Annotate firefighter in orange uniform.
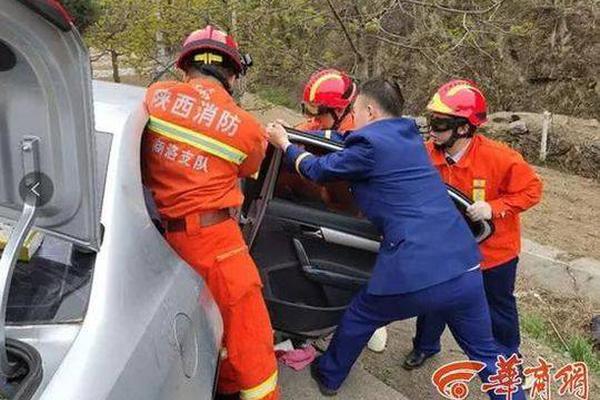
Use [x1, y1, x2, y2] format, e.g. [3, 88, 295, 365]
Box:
[142, 26, 279, 400]
[404, 80, 543, 371]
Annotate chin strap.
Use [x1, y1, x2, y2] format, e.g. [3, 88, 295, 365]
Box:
[434, 127, 461, 151]
[330, 107, 352, 131]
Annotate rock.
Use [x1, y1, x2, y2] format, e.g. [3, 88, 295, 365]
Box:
[481, 112, 600, 181]
[592, 315, 600, 344]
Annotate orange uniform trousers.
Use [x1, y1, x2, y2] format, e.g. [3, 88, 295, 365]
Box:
[166, 217, 279, 400]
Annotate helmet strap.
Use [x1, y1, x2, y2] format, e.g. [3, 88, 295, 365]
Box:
[330, 106, 352, 131]
[195, 64, 233, 94]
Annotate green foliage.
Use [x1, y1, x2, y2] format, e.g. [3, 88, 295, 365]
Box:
[567, 336, 600, 376]
[521, 311, 600, 378]
[84, 0, 600, 118]
[254, 84, 298, 109]
[521, 312, 551, 342]
[61, 0, 97, 33]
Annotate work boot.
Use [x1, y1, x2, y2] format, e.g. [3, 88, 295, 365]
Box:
[402, 349, 435, 370]
[367, 327, 388, 353]
[310, 357, 338, 396]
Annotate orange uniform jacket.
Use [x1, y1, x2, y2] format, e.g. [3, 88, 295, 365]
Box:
[142, 78, 266, 220]
[426, 135, 543, 269]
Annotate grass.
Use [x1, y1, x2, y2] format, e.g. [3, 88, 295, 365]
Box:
[253, 84, 298, 109]
[520, 311, 600, 377]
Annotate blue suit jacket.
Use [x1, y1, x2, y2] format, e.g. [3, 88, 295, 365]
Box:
[285, 118, 481, 295]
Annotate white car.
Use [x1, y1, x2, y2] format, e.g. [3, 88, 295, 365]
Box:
[0, 1, 493, 399]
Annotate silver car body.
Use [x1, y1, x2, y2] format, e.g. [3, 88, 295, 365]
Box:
[1, 1, 222, 399]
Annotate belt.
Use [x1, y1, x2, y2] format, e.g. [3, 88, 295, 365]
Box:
[164, 209, 231, 232]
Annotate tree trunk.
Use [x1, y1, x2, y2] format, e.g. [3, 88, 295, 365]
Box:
[111, 50, 121, 83]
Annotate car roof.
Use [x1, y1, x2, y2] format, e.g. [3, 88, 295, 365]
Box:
[93, 80, 146, 136]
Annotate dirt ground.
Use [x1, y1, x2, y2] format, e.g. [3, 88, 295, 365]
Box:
[522, 166, 600, 261]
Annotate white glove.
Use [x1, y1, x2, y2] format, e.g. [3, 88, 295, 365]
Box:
[467, 201, 492, 221]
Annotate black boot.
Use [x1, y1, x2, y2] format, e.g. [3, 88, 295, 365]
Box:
[402, 349, 435, 370]
[310, 357, 338, 396]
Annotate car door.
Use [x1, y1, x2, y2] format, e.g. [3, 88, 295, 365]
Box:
[243, 130, 493, 338]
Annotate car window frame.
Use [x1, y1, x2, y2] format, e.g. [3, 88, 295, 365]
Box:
[244, 130, 494, 246]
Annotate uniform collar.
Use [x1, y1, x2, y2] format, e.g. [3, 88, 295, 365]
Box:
[430, 135, 479, 168]
[337, 112, 355, 133]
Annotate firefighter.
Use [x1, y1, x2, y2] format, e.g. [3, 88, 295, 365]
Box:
[141, 25, 279, 400]
[297, 68, 357, 136]
[266, 78, 525, 399]
[403, 80, 543, 372]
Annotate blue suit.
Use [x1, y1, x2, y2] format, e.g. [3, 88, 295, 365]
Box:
[289, 119, 481, 295]
[285, 118, 524, 399]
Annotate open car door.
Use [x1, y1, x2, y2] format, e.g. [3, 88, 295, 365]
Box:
[0, 0, 99, 395]
[242, 130, 494, 338]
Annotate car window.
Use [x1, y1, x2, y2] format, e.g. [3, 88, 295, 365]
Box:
[273, 142, 362, 218]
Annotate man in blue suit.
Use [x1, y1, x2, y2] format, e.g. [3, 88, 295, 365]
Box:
[266, 79, 525, 399]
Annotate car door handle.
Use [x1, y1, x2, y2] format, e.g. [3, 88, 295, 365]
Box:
[292, 238, 311, 267]
[292, 238, 368, 289]
[300, 227, 324, 240]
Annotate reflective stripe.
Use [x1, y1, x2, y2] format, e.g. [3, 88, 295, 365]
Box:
[309, 72, 343, 102]
[324, 130, 332, 140]
[147, 116, 247, 165]
[295, 152, 311, 178]
[194, 53, 223, 64]
[240, 371, 278, 400]
[426, 92, 454, 114]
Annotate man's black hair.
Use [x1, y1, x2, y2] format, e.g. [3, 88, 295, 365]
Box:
[359, 78, 404, 117]
[186, 58, 237, 93]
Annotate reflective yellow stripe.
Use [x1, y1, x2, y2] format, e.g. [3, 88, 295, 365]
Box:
[295, 152, 311, 178]
[194, 53, 224, 64]
[240, 371, 278, 400]
[447, 83, 479, 97]
[147, 116, 247, 165]
[309, 72, 343, 102]
[426, 92, 454, 114]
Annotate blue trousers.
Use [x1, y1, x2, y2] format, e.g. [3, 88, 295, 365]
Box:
[413, 258, 521, 358]
[318, 269, 525, 400]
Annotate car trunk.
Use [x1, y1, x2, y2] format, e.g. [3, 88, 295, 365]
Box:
[0, 1, 100, 396]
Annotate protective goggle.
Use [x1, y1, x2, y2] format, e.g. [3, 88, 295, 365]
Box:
[427, 116, 469, 133]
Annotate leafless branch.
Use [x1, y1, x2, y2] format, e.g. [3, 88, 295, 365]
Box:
[325, 0, 365, 61]
[400, 0, 505, 15]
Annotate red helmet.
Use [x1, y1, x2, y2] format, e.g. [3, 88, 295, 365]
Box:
[302, 69, 357, 114]
[426, 79, 488, 127]
[176, 25, 250, 75]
